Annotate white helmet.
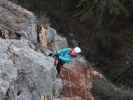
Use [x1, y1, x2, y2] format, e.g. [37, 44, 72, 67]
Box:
[73, 47, 81, 53]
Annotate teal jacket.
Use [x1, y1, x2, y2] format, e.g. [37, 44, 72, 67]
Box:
[57, 48, 72, 64]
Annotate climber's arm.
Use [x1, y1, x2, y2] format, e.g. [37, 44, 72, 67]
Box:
[57, 48, 71, 54]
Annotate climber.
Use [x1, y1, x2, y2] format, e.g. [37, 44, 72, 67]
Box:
[54, 47, 82, 76]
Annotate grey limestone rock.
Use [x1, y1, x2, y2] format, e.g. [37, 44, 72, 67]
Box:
[0, 39, 57, 100]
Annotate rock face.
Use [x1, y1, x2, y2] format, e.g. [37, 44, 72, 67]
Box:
[0, 1, 107, 100]
[48, 26, 57, 43]
[0, 39, 57, 100]
[60, 59, 103, 100]
[0, 0, 37, 44]
[54, 35, 68, 50]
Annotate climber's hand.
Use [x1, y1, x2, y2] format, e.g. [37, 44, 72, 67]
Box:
[48, 53, 57, 57]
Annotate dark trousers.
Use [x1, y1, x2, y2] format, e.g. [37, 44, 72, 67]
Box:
[55, 55, 64, 75]
[56, 59, 63, 74]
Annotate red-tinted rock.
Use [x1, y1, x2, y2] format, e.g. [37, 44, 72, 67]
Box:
[59, 59, 104, 100]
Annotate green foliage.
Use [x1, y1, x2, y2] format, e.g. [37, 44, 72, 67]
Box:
[128, 31, 133, 42]
[13, 0, 61, 15]
[76, 0, 129, 17]
[93, 79, 133, 100]
[12, 0, 78, 15]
